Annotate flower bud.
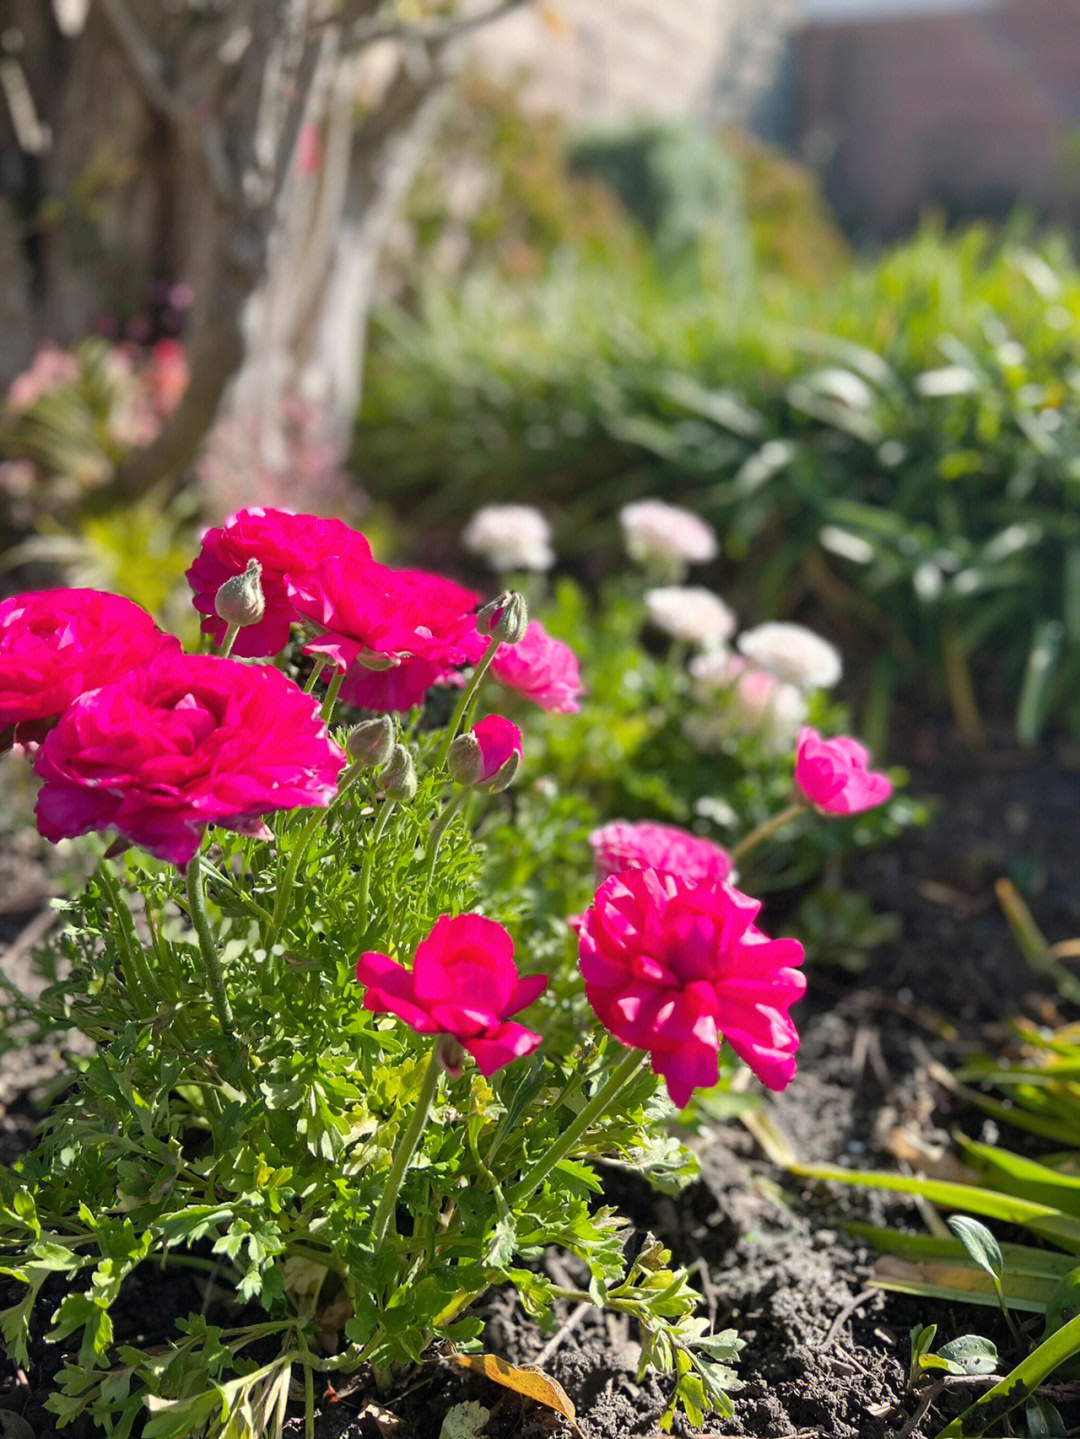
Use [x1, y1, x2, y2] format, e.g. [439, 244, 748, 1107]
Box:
[477, 591, 528, 645]
[447, 733, 484, 787]
[484, 750, 520, 794]
[346, 716, 395, 769]
[380, 743, 416, 802]
[214, 559, 266, 628]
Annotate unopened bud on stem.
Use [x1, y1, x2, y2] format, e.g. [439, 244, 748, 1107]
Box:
[477, 591, 528, 646]
[214, 559, 265, 628]
[346, 716, 396, 770]
[380, 744, 417, 802]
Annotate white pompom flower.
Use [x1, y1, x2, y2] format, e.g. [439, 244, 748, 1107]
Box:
[644, 586, 736, 646]
[619, 499, 717, 577]
[462, 505, 555, 572]
[736, 622, 842, 692]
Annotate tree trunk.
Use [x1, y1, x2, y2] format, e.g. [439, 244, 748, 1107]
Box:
[0, 0, 524, 527]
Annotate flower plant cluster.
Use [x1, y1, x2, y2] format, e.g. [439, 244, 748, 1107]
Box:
[0, 504, 893, 1438]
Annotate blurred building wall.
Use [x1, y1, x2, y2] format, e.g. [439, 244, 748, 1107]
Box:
[468, 0, 801, 127]
[793, 0, 1080, 238]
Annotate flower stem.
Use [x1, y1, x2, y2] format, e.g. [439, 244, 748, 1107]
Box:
[303, 656, 329, 695]
[321, 668, 345, 723]
[729, 801, 809, 865]
[219, 623, 240, 659]
[422, 790, 468, 886]
[508, 1047, 647, 1208]
[266, 768, 365, 950]
[186, 850, 234, 1032]
[357, 798, 397, 919]
[435, 633, 502, 770]
[370, 1048, 442, 1252]
[97, 862, 156, 1019]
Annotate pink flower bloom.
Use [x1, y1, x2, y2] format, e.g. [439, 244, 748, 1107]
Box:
[462, 505, 555, 572]
[0, 589, 179, 749]
[590, 820, 732, 885]
[619, 499, 717, 574]
[34, 654, 346, 869]
[490, 620, 582, 713]
[5, 345, 82, 415]
[578, 869, 805, 1107]
[357, 914, 547, 1076]
[794, 727, 893, 816]
[144, 339, 189, 418]
[290, 562, 485, 710]
[186, 508, 371, 658]
[449, 715, 522, 789]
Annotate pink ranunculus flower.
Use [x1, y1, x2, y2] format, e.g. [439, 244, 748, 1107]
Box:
[186, 507, 372, 658]
[578, 869, 805, 1108]
[356, 913, 547, 1076]
[290, 561, 486, 711]
[448, 715, 523, 790]
[490, 620, 582, 714]
[34, 654, 346, 869]
[590, 820, 732, 885]
[794, 727, 893, 816]
[0, 589, 179, 750]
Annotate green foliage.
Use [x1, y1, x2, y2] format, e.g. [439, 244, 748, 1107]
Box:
[0, 719, 739, 1435]
[359, 218, 1080, 738]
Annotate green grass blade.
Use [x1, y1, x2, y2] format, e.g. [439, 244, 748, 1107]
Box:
[935, 1311, 1080, 1436]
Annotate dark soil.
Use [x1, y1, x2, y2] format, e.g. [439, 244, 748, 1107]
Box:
[4, 744, 1080, 1438]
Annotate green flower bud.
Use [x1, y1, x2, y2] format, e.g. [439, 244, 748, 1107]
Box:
[214, 559, 265, 628]
[446, 733, 484, 787]
[380, 744, 416, 802]
[346, 716, 395, 769]
[477, 591, 528, 645]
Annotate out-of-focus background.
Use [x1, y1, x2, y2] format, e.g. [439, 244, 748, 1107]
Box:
[4, 0, 1080, 745]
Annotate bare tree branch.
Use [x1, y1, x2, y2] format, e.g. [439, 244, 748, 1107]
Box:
[340, 0, 527, 52]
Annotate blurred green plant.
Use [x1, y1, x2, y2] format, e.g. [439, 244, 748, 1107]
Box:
[359, 211, 1080, 742]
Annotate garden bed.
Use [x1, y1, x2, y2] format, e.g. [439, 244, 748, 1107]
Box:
[2, 739, 1079, 1438]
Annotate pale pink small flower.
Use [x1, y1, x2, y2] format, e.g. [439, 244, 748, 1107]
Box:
[644, 587, 736, 646]
[5, 345, 82, 415]
[688, 653, 807, 754]
[462, 505, 555, 572]
[736, 622, 842, 692]
[490, 620, 582, 713]
[357, 914, 547, 1076]
[578, 869, 805, 1107]
[590, 820, 732, 884]
[794, 727, 893, 815]
[619, 499, 717, 576]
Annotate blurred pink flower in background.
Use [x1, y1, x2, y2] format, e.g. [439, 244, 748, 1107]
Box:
[687, 652, 807, 754]
[619, 499, 717, 576]
[794, 727, 893, 815]
[644, 586, 736, 646]
[736, 622, 842, 692]
[34, 653, 345, 868]
[589, 819, 732, 885]
[357, 913, 547, 1076]
[491, 619, 582, 713]
[578, 868, 805, 1107]
[5, 346, 82, 415]
[462, 504, 555, 572]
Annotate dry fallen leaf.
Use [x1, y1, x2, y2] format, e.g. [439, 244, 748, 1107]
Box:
[446, 1348, 584, 1436]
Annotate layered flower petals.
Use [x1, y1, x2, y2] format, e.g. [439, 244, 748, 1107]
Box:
[0, 589, 178, 743]
[578, 869, 805, 1107]
[33, 653, 346, 868]
[589, 820, 732, 886]
[357, 913, 546, 1076]
[490, 620, 582, 713]
[186, 507, 371, 657]
[794, 727, 893, 815]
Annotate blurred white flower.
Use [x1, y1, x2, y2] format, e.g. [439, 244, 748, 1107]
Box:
[644, 586, 736, 646]
[736, 622, 842, 691]
[619, 499, 717, 577]
[687, 652, 808, 755]
[462, 504, 554, 572]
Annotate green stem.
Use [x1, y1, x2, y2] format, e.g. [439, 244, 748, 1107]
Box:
[219, 623, 240, 659]
[728, 801, 809, 865]
[370, 1048, 442, 1252]
[185, 851, 234, 1032]
[509, 1048, 647, 1207]
[321, 668, 344, 723]
[435, 633, 502, 769]
[423, 790, 467, 886]
[358, 799, 397, 919]
[303, 656, 329, 695]
[266, 767, 364, 949]
[97, 863, 156, 1018]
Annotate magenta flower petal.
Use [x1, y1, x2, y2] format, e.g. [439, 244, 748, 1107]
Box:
[356, 913, 547, 1075]
[33, 654, 346, 868]
[490, 620, 582, 713]
[578, 868, 805, 1106]
[794, 726, 893, 815]
[589, 820, 731, 885]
